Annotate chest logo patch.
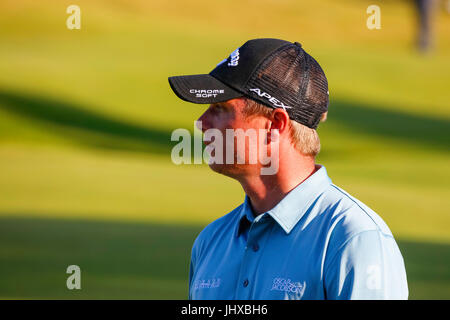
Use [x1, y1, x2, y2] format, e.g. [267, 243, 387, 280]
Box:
[193, 278, 221, 290]
[270, 277, 306, 300]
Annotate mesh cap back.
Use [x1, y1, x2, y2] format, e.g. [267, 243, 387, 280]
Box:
[245, 43, 329, 129]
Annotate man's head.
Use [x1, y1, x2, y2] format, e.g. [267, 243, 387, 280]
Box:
[195, 96, 326, 178]
[169, 38, 329, 178]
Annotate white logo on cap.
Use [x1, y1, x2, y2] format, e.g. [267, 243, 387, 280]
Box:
[228, 48, 239, 67]
[190, 89, 224, 98]
[249, 88, 292, 111]
[216, 47, 240, 67]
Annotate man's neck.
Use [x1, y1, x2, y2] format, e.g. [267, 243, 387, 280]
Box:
[238, 158, 318, 216]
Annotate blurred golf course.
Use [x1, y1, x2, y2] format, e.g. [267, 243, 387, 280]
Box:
[0, 0, 449, 299]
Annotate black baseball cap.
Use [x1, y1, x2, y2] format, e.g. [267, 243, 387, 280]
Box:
[168, 38, 329, 129]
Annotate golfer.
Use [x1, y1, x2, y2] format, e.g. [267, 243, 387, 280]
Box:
[168, 38, 408, 299]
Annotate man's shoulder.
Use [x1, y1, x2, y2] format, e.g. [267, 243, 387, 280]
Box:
[314, 182, 402, 268]
[321, 182, 394, 241]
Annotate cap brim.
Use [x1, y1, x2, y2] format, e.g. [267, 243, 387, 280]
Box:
[168, 74, 243, 104]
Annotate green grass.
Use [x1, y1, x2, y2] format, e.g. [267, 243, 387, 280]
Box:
[0, 0, 449, 299]
[0, 217, 200, 299]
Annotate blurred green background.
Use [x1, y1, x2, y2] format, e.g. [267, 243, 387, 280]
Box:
[0, 0, 449, 299]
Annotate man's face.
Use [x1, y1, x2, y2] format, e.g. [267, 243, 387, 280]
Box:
[196, 98, 269, 178]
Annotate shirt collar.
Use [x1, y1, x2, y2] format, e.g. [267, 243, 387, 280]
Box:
[236, 165, 332, 237]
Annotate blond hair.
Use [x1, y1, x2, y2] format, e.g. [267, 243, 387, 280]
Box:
[243, 98, 324, 157]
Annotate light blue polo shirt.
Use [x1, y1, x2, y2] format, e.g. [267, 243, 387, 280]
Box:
[189, 165, 408, 300]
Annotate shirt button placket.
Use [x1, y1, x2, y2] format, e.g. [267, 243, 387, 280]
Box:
[237, 218, 265, 298]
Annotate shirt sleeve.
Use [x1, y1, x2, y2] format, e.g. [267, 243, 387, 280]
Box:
[324, 229, 408, 300]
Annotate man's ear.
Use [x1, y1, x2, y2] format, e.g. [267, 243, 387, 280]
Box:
[269, 108, 290, 134]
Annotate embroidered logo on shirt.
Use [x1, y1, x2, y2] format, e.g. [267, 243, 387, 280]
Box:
[193, 278, 221, 290]
[270, 277, 306, 300]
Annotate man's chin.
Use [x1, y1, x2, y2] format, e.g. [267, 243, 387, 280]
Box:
[208, 162, 259, 179]
[208, 162, 229, 175]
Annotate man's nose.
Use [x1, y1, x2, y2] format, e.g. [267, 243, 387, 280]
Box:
[196, 109, 211, 133]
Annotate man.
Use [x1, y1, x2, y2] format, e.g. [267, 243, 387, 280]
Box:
[168, 38, 408, 299]
[414, 0, 437, 52]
